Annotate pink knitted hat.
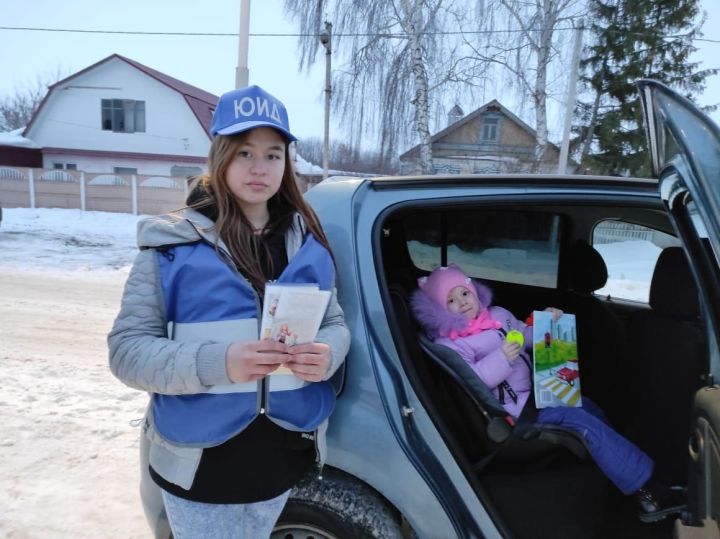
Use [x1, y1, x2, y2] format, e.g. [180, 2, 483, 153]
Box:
[417, 264, 477, 308]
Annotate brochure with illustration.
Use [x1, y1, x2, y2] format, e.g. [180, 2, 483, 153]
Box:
[532, 310, 582, 409]
[260, 283, 331, 376]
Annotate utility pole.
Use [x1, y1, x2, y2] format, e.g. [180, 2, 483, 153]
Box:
[236, 0, 251, 88]
[558, 21, 584, 175]
[320, 21, 332, 180]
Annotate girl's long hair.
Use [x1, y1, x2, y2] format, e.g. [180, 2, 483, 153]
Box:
[189, 131, 333, 293]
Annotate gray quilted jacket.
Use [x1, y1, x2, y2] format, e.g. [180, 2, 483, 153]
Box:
[107, 208, 350, 489]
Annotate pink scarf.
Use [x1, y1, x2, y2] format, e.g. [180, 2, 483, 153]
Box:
[447, 309, 502, 340]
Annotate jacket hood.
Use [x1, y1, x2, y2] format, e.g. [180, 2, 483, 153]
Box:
[137, 207, 307, 252]
[410, 279, 494, 340]
[137, 209, 217, 249]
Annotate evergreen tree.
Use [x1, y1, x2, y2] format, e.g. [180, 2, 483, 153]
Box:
[576, 0, 716, 177]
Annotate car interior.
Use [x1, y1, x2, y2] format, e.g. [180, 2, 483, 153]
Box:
[377, 198, 708, 539]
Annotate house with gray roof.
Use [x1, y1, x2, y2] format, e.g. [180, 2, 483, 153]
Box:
[399, 100, 573, 175]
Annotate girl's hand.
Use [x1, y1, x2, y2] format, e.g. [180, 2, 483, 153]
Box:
[286, 342, 331, 382]
[502, 341, 521, 363]
[543, 307, 563, 321]
[226, 340, 289, 383]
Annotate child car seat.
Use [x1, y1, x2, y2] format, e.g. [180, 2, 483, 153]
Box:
[388, 285, 611, 539]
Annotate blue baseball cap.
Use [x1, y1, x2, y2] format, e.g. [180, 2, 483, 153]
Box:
[210, 85, 297, 141]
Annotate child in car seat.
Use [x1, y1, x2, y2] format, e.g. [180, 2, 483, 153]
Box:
[410, 264, 684, 523]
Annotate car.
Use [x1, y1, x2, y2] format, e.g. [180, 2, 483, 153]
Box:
[141, 80, 720, 538]
[555, 366, 580, 386]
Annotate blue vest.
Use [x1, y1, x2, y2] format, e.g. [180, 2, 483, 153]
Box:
[151, 233, 336, 446]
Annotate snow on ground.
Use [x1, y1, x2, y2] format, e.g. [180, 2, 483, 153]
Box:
[1, 208, 142, 277]
[0, 207, 662, 538]
[0, 208, 148, 539]
[595, 240, 661, 303]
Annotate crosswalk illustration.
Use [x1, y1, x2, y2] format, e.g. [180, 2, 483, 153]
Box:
[538, 376, 582, 407]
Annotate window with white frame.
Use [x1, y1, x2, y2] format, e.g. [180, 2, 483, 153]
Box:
[113, 166, 138, 175]
[101, 99, 146, 133]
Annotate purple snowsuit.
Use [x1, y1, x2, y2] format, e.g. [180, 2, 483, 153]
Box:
[411, 283, 653, 495]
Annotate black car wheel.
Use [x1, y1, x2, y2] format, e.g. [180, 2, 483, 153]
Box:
[271, 503, 349, 539]
[272, 468, 404, 539]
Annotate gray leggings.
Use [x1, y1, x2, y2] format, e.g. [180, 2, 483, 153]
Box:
[161, 489, 290, 539]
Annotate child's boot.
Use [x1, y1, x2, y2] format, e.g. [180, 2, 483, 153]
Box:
[635, 479, 686, 523]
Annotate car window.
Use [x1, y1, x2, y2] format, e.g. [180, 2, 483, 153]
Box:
[404, 211, 562, 288]
[592, 220, 680, 303]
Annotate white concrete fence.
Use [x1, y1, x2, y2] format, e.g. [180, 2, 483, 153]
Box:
[593, 220, 655, 244]
[0, 166, 319, 215]
[0, 166, 190, 215]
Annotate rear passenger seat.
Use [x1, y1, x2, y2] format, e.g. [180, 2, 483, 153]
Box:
[626, 246, 706, 485]
[556, 239, 628, 429]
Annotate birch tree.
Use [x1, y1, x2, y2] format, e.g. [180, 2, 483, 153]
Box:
[283, 0, 461, 173]
[459, 0, 585, 171]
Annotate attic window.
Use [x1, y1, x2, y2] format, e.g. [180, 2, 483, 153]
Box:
[101, 99, 146, 133]
[481, 115, 499, 142]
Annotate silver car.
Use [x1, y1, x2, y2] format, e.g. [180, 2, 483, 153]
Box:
[142, 80, 720, 538]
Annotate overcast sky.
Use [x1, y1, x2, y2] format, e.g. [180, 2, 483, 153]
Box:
[1, 0, 719, 145]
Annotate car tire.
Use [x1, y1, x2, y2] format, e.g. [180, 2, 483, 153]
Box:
[272, 468, 404, 539]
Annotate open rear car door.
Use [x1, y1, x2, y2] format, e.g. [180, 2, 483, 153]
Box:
[639, 79, 720, 537]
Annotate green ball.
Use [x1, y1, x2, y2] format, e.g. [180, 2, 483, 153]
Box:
[506, 329, 524, 347]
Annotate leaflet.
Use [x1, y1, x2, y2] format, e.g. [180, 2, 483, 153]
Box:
[532, 310, 583, 409]
[260, 283, 331, 375]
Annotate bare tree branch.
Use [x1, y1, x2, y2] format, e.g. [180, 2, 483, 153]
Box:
[462, 0, 585, 171]
[284, 0, 474, 173]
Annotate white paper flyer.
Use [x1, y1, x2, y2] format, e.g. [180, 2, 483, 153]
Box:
[260, 283, 331, 376]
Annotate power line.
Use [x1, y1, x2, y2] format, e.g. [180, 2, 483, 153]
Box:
[0, 26, 238, 36]
[0, 25, 543, 36]
[1, 25, 719, 43]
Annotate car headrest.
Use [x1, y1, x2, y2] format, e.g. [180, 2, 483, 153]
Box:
[649, 247, 699, 318]
[568, 240, 608, 294]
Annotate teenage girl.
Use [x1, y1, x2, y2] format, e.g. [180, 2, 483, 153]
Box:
[109, 85, 350, 538]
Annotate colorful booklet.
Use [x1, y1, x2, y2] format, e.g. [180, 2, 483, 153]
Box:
[260, 283, 331, 376]
[532, 310, 582, 408]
